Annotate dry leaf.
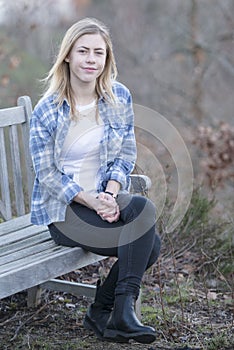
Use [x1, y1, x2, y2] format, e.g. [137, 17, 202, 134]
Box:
[207, 291, 218, 300]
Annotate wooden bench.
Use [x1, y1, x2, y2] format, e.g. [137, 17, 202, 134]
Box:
[0, 96, 151, 308]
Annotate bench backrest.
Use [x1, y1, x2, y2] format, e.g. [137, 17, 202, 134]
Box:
[0, 96, 150, 222]
[0, 96, 34, 221]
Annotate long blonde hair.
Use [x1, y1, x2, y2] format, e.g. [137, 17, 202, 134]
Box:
[43, 17, 118, 117]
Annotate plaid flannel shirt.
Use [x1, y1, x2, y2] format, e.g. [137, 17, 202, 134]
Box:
[29, 81, 137, 225]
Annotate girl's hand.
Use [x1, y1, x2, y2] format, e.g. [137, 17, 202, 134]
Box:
[101, 210, 120, 223]
[73, 191, 120, 223]
[96, 192, 120, 222]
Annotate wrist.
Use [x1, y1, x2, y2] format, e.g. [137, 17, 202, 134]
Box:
[105, 180, 120, 197]
[74, 191, 97, 210]
[105, 191, 118, 199]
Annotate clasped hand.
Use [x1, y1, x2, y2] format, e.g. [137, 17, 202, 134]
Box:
[96, 192, 120, 223]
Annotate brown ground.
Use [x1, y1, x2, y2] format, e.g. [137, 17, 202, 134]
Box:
[0, 255, 233, 350]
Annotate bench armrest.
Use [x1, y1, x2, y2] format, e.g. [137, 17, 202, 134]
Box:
[130, 174, 151, 194]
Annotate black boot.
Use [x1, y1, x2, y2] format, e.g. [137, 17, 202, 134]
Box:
[104, 294, 156, 344]
[83, 279, 114, 339]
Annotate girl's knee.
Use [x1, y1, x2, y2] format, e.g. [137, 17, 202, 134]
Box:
[147, 234, 161, 268]
[118, 194, 157, 231]
[131, 196, 156, 218]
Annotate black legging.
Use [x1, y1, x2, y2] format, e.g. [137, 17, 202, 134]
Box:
[48, 193, 161, 297]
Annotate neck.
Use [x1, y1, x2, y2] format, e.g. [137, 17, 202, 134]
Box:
[71, 80, 97, 105]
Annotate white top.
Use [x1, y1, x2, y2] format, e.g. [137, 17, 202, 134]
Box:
[60, 101, 104, 193]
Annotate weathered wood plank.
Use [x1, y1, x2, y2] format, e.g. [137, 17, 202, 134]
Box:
[27, 286, 42, 307]
[0, 249, 104, 299]
[0, 106, 25, 127]
[0, 244, 73, 274]
[41, 279, 96, 298]
[0, 128, 12, 220]
[130, 174, 152, 193]
[17, 96, 34, 204]
[0, 201, 6, 222]
[0, 240, 56, 266]
[0, 231, 50, 257]
[0, 224, 47, 246]
[0, 214, 31, 234]
[9, 124, 25, 216]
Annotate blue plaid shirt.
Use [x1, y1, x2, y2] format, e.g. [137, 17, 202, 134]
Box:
[29, 81, 137, 225]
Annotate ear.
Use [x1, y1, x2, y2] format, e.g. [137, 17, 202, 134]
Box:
[65, 57, 69, 63]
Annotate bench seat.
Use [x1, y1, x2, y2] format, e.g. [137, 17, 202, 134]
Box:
[0, 214, 104, 301]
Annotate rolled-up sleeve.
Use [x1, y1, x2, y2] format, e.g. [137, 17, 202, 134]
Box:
[101, 90, 137, 190]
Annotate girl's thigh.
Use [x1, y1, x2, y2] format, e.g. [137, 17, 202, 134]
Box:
[48, 201, 124, 255]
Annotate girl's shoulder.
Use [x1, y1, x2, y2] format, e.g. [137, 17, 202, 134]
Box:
[33, 93, 59, 114]
[32, 93, 70, 129]
[111, 81, 132, 101]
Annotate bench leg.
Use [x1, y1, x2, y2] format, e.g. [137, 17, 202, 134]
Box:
[27, 285, 42, 307]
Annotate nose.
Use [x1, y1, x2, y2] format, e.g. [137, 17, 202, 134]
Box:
[86, 51, 95, 63]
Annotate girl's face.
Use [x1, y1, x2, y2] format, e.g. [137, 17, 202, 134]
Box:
[66, 33, 107, 86]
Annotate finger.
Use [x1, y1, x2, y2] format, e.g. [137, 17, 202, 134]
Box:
[100, 206, 119, 216]
[97, 202, 118, 214]
[104, 211, 120, 223]
[97, 199, 116, 209]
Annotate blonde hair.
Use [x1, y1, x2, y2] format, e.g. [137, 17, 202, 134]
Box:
[43, 17, 118, 117]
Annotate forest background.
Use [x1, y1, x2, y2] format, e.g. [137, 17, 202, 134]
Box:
[0, 1, 233, 350]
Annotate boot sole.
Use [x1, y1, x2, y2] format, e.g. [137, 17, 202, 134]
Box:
[83, 315, 104, 340]
[104, 328, 156, 344]
[83, 318, 128, 343]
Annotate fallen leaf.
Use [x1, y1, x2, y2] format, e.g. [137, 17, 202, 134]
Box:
[207, 291, 218, 300]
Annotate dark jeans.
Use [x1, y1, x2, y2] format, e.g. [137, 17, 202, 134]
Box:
[48, 193, 161, 297]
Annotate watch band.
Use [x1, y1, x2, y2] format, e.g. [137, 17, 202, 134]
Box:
[105, 191, 118, 199]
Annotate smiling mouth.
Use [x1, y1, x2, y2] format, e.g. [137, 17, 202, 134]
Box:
[83, 67, 97, 71]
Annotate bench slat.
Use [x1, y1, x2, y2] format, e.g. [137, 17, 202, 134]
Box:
[41, 279, 96, 298]
[0, 239, 56, 266]
[0, 128, 12, 220]
[0, 244, 74, 274]
[9, 124, 25, 216]
[0, 248, 104, 299]
[18, 96, 34, 202]
[0, 224, 47, 246]
[0, 214, 31, 234]
[0, 106, 25, 127]
[0, 231, 50, 257]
